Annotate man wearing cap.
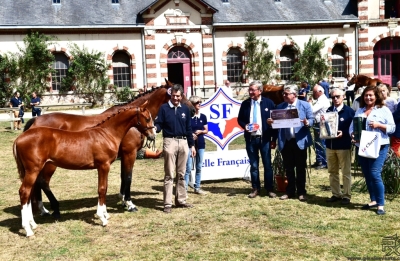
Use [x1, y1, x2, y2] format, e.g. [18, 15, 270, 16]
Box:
[325, 88, 355, 205]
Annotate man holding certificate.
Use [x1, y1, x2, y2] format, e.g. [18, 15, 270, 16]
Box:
[267, 85, 313, 201]
[238, 80, 277, 198]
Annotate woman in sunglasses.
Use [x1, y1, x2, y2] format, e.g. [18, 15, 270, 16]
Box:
[184, 96, 209, 195]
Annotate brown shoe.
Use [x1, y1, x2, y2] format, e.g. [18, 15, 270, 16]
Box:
[248, 189, 259, 198]
[299, 195, 307, 202]
[163, 206, 172, 213]
[268, 192, 277, 198]
[175, 203, 194, 208]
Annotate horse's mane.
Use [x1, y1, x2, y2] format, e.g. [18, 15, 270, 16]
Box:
[91, 106, 139, 129]
[113, 84, 168, 108]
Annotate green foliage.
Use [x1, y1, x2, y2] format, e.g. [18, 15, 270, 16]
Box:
[14, 31, 57, 104]
[289, 35, 331, 86]
[0, 55, 18, 107]
[114, 86, 133, 102]
[62, 43, 109, 104]
[243, 31, 277, 85]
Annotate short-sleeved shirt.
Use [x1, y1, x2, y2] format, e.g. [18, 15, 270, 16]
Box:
[31, 97, 41, 108]
[191, 113, 208, 149]
[298, 88, 307, 101]
[10, 97, 22, 108]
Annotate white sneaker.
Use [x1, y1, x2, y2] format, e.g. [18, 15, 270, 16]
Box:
[194, 189, 207, 195]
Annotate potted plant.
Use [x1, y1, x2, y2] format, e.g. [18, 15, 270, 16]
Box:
[272, 150, 287, 192]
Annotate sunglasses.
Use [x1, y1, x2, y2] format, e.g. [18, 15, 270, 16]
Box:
[193, 101, 201, 105]
[332, 95, 342, 99]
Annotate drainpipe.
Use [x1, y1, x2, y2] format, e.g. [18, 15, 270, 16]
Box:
[141, 28, 147, 88]
[212, 26, 217, 92]
[355, 25, 359, 74]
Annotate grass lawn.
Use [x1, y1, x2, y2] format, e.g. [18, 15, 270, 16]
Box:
[0, 121, 399, 261]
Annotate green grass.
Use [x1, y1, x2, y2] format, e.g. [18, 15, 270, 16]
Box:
[0, 121, 399, 260]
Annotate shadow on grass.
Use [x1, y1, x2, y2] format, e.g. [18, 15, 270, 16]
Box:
[304, 193, 367, 210]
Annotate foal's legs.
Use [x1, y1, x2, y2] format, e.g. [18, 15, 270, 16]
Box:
[20, 172, 40, 237]
[119, 149, 138, 212]
[35, 164, 61, 218]
[95, 164, 111, 226]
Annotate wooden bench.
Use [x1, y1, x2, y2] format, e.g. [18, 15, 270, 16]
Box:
[35, 103, 92, 115]
[0, 107, 21, 130]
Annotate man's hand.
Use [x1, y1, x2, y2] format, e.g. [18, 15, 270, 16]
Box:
[267, 118, 273, 126]
[191, 146, 196, 157]
[302, 118, 309, 127]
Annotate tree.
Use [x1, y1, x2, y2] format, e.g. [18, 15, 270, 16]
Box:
[14, 31, 57, 103]
[0, 54, 18, 107]
[62, 43, 109, 104]
[289, 35, 331, 86]
[243, 31, 277, 85]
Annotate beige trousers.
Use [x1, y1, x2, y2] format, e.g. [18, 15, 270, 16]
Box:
[163, 138, 189, 207]
[326, 148, 352, 199]
[13, 110, 21, 129]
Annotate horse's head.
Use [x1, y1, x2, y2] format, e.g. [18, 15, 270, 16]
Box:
[136, 101, 156, 140]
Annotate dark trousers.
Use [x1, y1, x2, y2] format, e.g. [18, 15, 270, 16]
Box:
[281, 138, 307, 196]
[346, 91, 355, 106]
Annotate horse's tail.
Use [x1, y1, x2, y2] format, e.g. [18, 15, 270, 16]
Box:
[23, 117, 36, 132]
[13, 140, 25, 180]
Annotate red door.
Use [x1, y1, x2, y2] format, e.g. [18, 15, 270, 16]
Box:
[183, 62, 192, 95]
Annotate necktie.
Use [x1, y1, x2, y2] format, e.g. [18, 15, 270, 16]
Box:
[253, 100, 258, 124]
[333, 107, 337, 112]
[286, 105, 294, 140]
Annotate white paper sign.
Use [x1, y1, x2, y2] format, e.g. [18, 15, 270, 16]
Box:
[270, 108, 301, 129]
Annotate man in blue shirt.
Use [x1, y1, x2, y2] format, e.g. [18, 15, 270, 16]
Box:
[30, 91, 41, 117]
[155, 84, 196, 213]
[319, 78, 330, 98]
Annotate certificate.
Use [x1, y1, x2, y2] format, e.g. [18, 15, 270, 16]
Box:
[270, 108, 301, 129]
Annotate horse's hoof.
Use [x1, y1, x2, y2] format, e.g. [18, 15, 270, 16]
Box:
[40, 212, 51, 217]
[127, 206, 138, 212]
[52, 212, 61, 220]
[104, 213, 111, 220]
[30, 222, 38, 230]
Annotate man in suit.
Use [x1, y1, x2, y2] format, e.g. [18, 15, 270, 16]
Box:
[267, 85, 314, 201]
[238, 80, 277, 198]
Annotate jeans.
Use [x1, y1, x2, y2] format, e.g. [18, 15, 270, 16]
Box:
[358, 144, 389, 206]
[245, 136, 273, 191]
[184, 148, 205, 190]
[313, 125, 327, 166]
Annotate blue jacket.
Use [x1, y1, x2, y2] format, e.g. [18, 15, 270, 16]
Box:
[155, 102, 194, 147]
[237, 96, 276, 143]
[273, 99, 314, 150]
[325, 105, 355, 150]
[320, 81, 330, 98]
[392, 104, 400, 138]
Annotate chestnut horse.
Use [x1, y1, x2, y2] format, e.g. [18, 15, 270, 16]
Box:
[24, 80, 195, 217]
[347, 74, 391, 93]
[262, 84, 284, 105]
[14, 102, 155, 237]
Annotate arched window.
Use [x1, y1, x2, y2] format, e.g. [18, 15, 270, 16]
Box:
[227, 48, 243, 83]
[112, 51, 131, 88]
[168, 46, 190, 58]
[52, 53, 69, 91]
[332, 45, 346, 78]
[280, 46, 295, 81]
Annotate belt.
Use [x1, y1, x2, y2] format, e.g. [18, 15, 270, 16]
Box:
[250, 135, 262, 139]
[165, 136, 187, 140]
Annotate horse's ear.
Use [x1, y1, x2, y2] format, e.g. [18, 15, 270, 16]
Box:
[140, 100, 148, 110]
[165, 78, 173, 87]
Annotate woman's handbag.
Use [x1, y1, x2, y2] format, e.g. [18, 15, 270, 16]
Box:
[358, 130, 381, 159]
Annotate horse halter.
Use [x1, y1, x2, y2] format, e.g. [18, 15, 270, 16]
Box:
[135, 107, 155, 131]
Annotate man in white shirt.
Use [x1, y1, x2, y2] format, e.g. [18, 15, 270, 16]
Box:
[310, 85, 331, 169]
[220, 80, 233, 98]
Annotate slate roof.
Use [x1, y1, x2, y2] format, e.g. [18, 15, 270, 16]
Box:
[0, 0, 358, 28]
[206, 0, 359, 24]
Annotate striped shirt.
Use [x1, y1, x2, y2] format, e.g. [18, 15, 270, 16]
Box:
[349, 106, 395, 146]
